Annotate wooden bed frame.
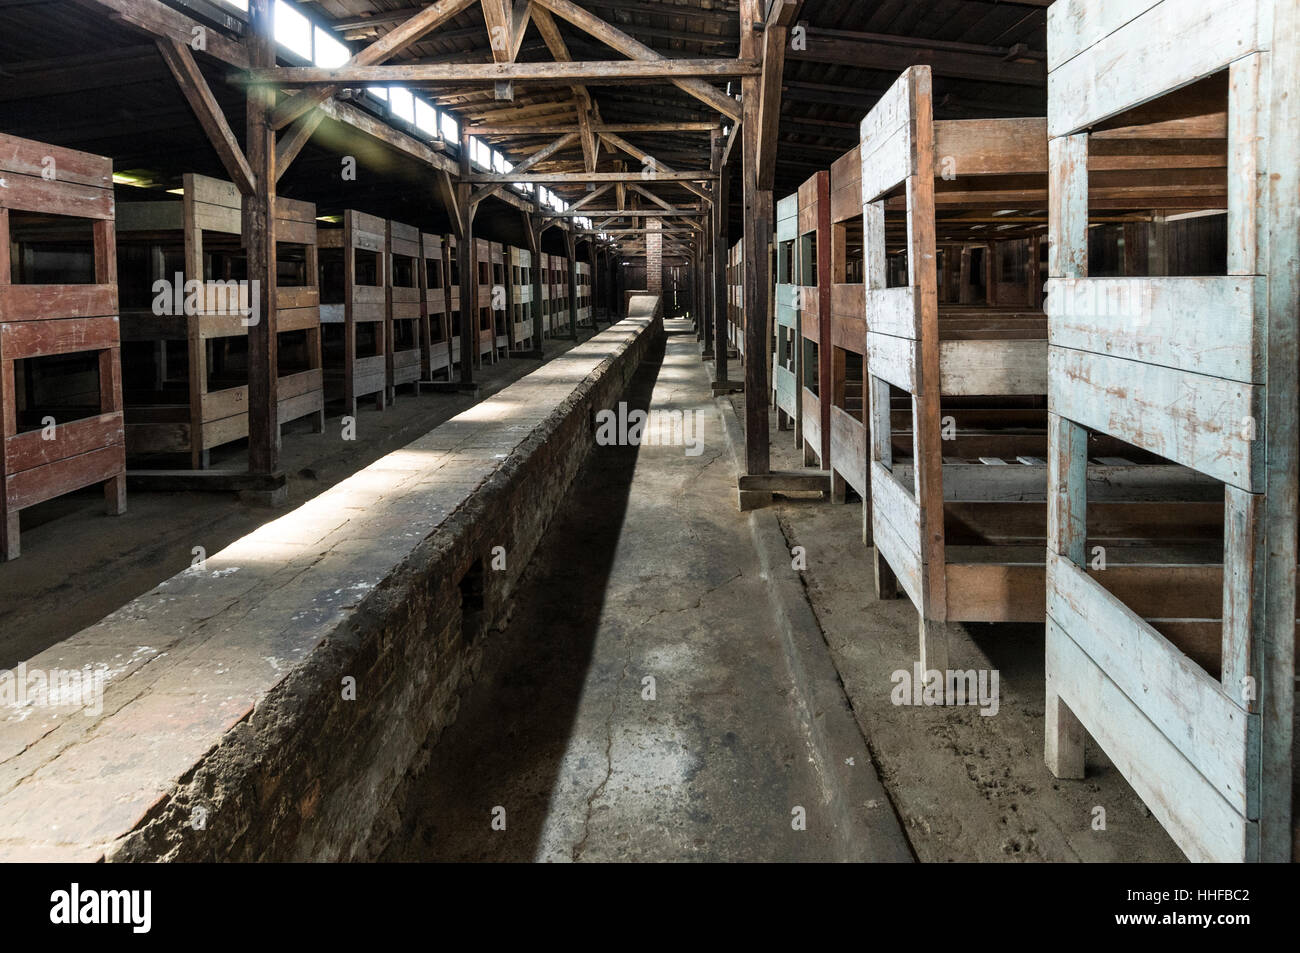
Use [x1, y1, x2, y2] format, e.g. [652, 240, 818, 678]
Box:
[772, 193, 799, 435]
[576, 258, 593, 329]
[728, 239, 744, 356]
[473, 237, 497, 364]
[319, 210, 388, 415]
[797, 171, 832, 470]
[488, 239, 508, 358]
[827, 145, 869, 538]
[1042, 0, 1297, 863]
[509, 245, 533, 350]
[446, 234, 463, 370]
[420, 231, 452, 381]
[386, 219, 423, 400]
[116, 173, 324, 466]
[862, 64, 1227, 684]
[0, 134, 125, 560]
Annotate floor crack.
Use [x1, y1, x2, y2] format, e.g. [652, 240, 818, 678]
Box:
[571, 659, 629, 862]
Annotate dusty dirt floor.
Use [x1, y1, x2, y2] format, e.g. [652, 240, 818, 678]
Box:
[732, 394, 1186, 863]
[0, 334, 595, 669]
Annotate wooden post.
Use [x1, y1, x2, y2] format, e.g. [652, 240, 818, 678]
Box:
[531, 207, 545, 357]
[245, 0, 280, 483]
[712, 162, 729, 373]
[457, 130, 477, 388]
[739, 0, 772, 506]
[1044, 132, 1090, 780]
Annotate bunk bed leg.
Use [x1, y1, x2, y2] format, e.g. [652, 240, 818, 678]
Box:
[873, 550, 897, 600]
[312, 409, 325, 434]
[830, 470, 847, 504]
[918, 617, 951, 689]
[1, 512, 18, 562]
[1045, 681, 1086, 779]
[104, 475, 127, 517]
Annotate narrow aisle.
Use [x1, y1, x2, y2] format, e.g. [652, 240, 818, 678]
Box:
[385, 320, 908, 862]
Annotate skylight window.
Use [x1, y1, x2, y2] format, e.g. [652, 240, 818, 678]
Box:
[388, 86, 415, 124]
[313, 26, 349, 67]
[415, 99, 439, 137]
[441, 112, 460, 142]
[274, 0, 313, 60]
[368, 87, 389, 100]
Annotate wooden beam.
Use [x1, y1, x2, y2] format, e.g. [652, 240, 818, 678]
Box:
[247, 59, 758, 85]
[755, 1, 795, 191]
[545, 208, 703, 217]
[471, 130, 579, 208]
[529, 0, 744, 121]
[269, 0, 479, 131]
[740, 0, 770, 485]
[70, 0, 249, 67]
[469, 121, 721, 135]
[466, 171, 716, 183]
[155, 38, 256, 196]
[789, 27, 1046, 87]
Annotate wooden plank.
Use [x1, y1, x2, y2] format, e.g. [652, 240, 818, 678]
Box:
[1047, 276, 1263, 384]
[0, 286, 116, 322]
[1048, 0, 1264, 138]
[830, 405, 867, 498]
[0, 316, 119, 358]
[939, 339, 1047, 396]
[1047, 619, 1250, 862]
[933, 118, 1048, 177]
[868, 331, 918, 395]
[871, 461, 924, 608]
[0, 133, 112, 188]
[1049, 346, 1263, 491]
[865, 287, 918, 339]
[4, 413, 123, 473]
[5, 444, 124, 511]
[0, 171, 114, 219]
[1049, 552, 1252, 814]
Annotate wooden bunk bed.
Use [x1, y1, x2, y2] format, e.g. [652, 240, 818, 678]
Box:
[0, 134, 125, 560]
[862, 64, 1224, 686]
[509, 245, 533, 350]
[446, 234, 463, 371]
[728, 239, 744, 356]
[797, 171, 832, 470]
[318, 210, 387, 415]
[488, 239, 508, 359]
[576, 258, 593, 330]
[772, 193, 799, 436]
[420, 231, 452, 381]
[472, 237, 495, 365]
[828, 145, 869, 533]
[1042, 0, 1297, 862]
[116, 173, 324, 467]
[386, 219, 422, 400]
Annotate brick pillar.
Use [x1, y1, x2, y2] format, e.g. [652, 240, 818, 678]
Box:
[646, 219, 663, 297]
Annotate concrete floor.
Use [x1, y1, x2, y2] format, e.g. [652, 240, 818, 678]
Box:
[382, 322, 912, 862]
[0, 334, 594, 669]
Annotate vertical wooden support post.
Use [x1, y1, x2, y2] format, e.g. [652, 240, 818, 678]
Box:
[713, 164, 730, 376]
[1044, 132, 1090, 780]
[0, 207, 15, 558]
[457, 132, 477, 387]
[530, 206, 545, 357]
[94, 217, 127, 515]
[739, 0, 770, 502]
[245, 0, 279, 483]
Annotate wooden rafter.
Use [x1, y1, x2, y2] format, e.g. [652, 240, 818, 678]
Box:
[470, 130, 579, 208]
[529, 3, 600, 173]
[529, 0, 743, 122]
[155, 38, 256, 195]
